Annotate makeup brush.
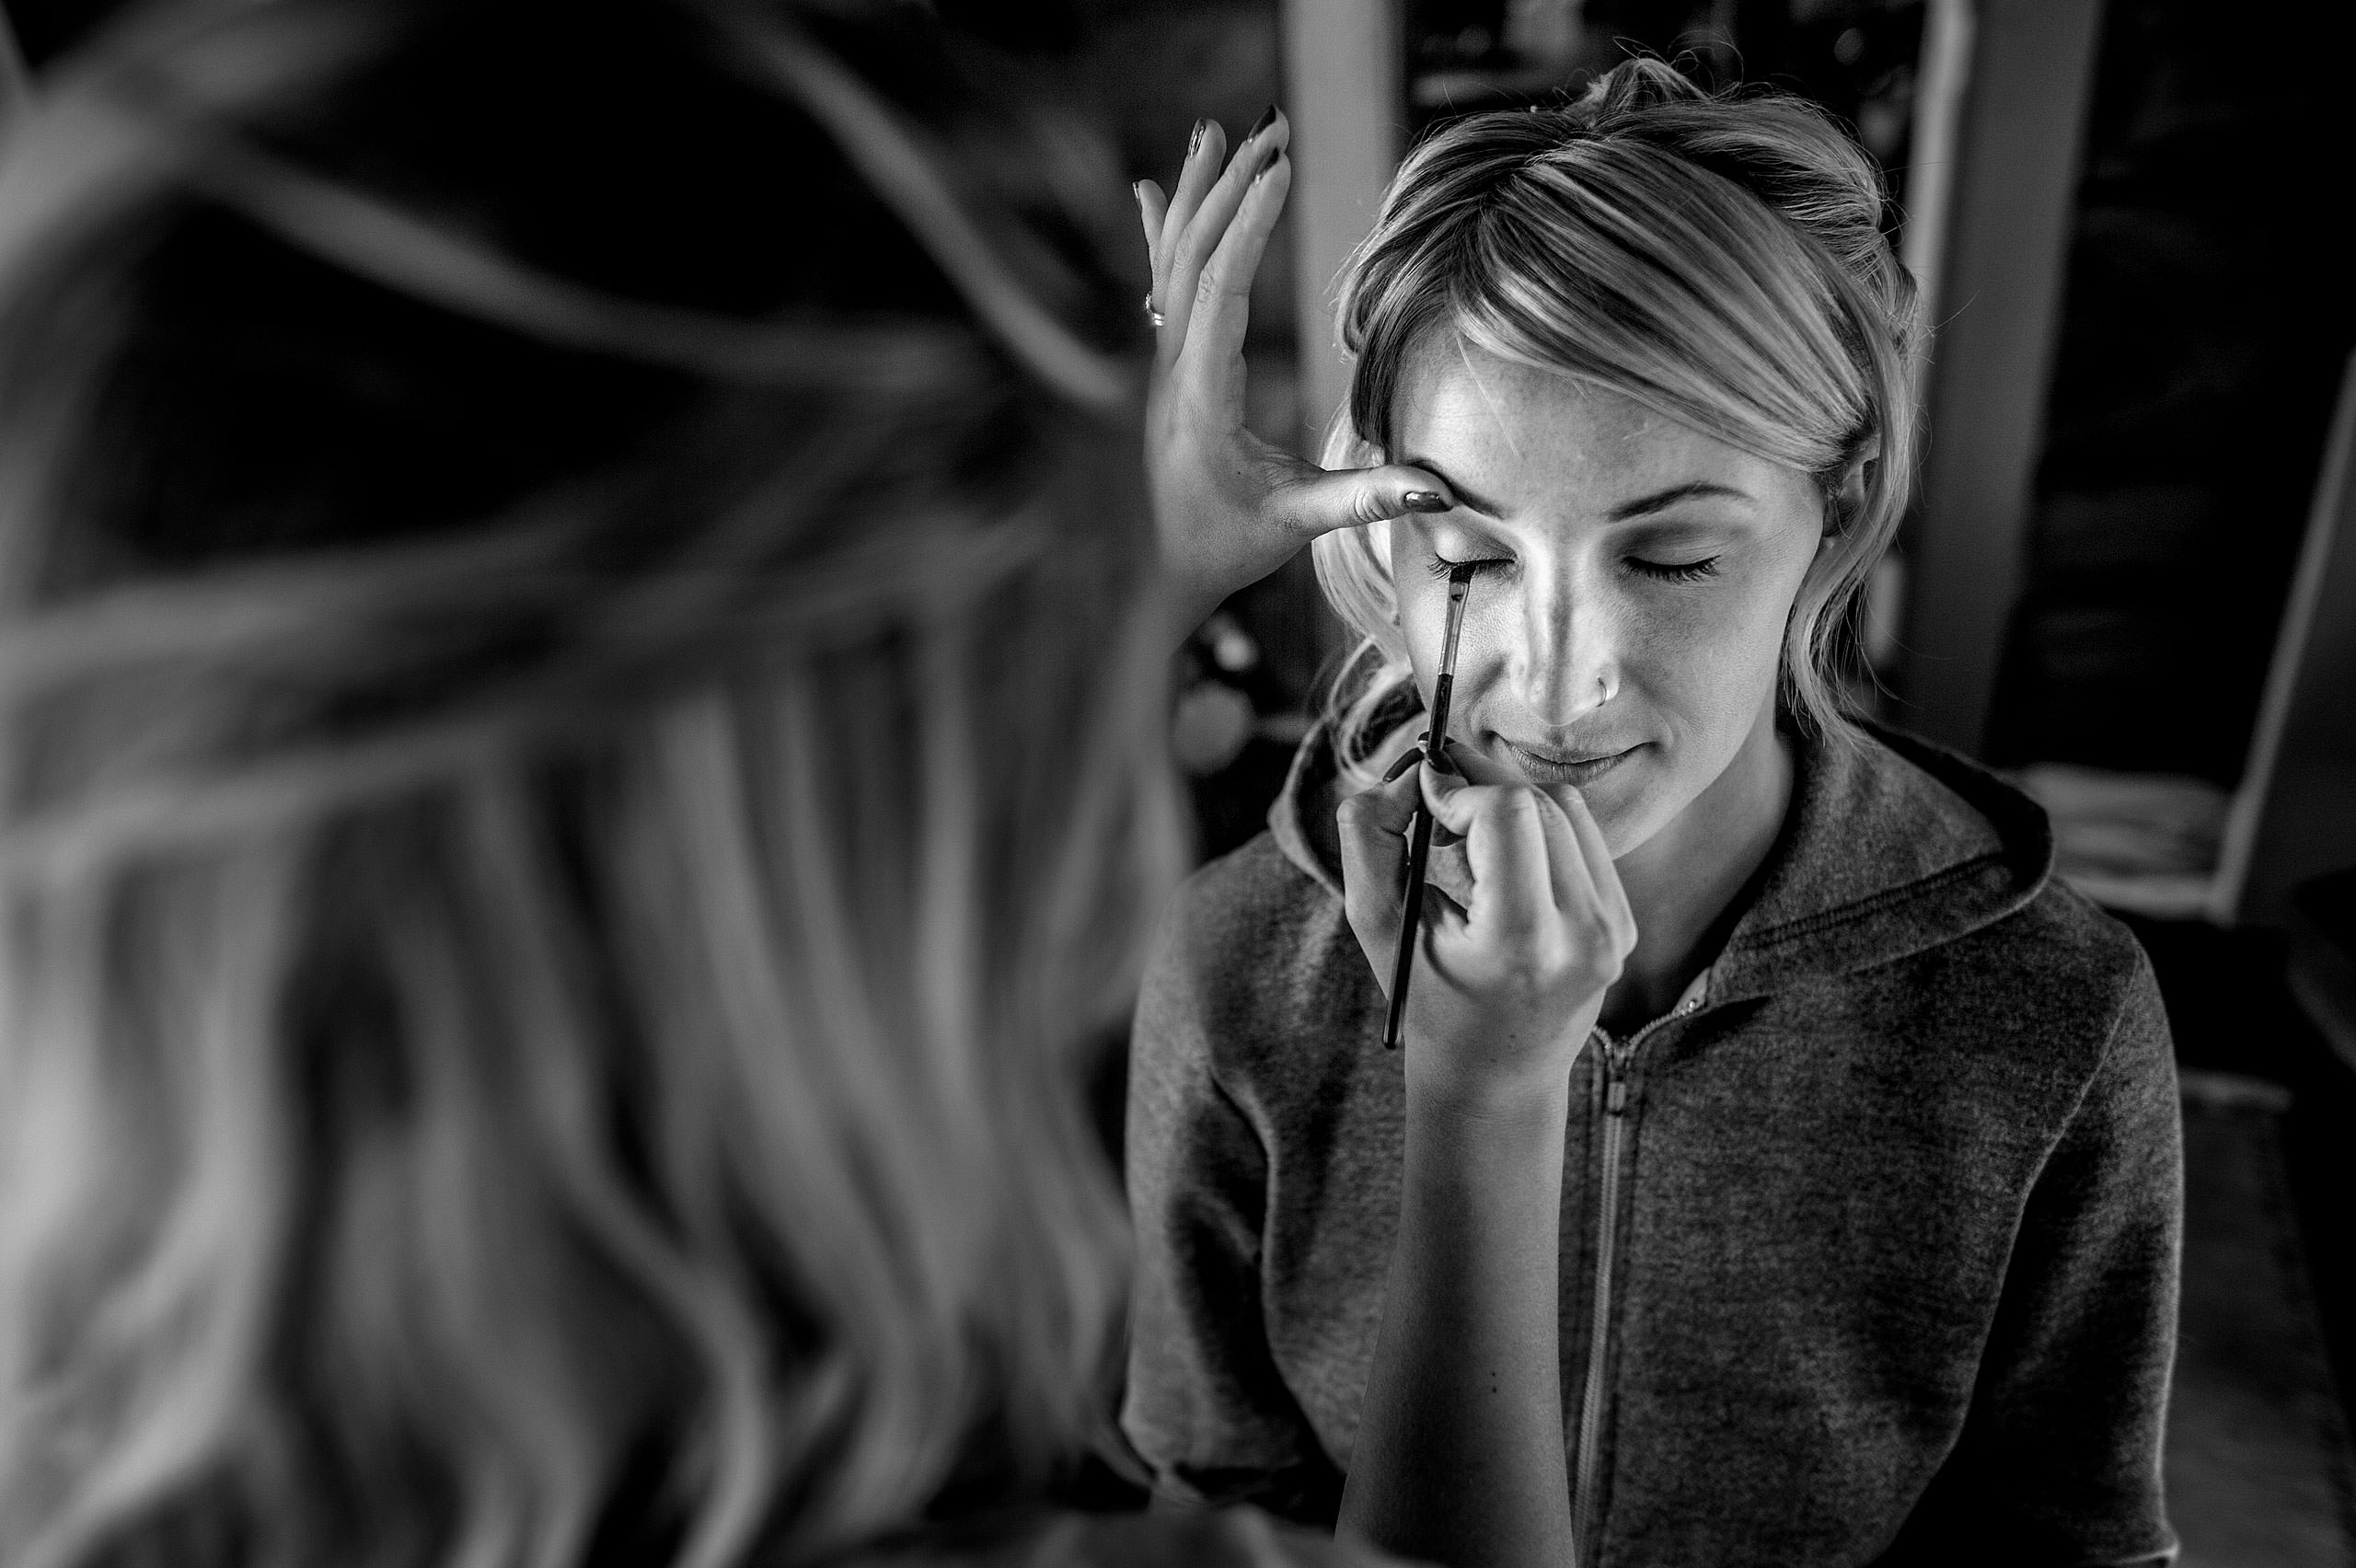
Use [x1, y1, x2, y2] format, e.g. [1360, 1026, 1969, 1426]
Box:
[1383, 562, 1474, 1051]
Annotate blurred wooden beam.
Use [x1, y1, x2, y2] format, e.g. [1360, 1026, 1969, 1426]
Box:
[1268, 0, 1402, 684]
[1279, 0, 1400, 456]
[1897, 0, 1976, 358]
[2213, 352, 2356, 926]
[1895, 0, 2105, 755]
[0, 4, 29, 138]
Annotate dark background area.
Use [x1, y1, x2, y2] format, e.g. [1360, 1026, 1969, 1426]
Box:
[1987, 0, 2356, 784]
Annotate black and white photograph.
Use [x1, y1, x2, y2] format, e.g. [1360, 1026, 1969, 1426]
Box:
[0, 2, 2349, 1565]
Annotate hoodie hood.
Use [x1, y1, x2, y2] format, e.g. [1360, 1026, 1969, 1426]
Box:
[1265, 719, 2055, 1008]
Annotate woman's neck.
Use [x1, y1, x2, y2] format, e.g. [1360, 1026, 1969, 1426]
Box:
[1599, 698, 1792, 1036]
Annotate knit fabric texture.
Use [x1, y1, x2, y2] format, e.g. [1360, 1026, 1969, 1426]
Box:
[1124, 721, 2181, 1568]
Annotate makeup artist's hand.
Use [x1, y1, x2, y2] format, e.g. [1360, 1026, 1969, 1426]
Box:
[1135, 110, 1450, 639]
[1335, 739, 1603, 1568]
[1336, 744, 1634, 1107]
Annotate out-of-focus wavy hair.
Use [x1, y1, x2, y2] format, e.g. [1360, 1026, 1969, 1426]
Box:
[0, 2, 1176, 1565]
[1311, 60, 1923, 778]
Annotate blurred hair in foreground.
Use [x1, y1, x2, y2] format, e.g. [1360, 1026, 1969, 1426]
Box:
[0, 2, 1180, 1563]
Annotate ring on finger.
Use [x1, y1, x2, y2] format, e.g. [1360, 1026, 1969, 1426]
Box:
[1142, 291, 1165, 329]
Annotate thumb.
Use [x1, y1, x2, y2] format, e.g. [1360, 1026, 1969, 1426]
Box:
[1270, 462, 1454, 540]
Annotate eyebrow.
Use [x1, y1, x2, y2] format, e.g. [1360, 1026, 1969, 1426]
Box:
[1398, 456, 1507, 518]
[1396, 462, 1756, 524]
[1608, 481, 1757, 521]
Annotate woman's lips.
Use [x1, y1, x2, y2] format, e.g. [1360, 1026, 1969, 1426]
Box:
[1496, 737, 1639, 789]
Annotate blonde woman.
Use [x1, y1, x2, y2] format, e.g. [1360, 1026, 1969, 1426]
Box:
[0, 2, 1421, 1564]
[1128, 63, 2181, 1568]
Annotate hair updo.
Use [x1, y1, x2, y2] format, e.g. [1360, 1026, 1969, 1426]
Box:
[1311, 59, 1924, 775]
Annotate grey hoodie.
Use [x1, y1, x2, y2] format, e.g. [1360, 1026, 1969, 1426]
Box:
[1123, 721, 2180, 1567]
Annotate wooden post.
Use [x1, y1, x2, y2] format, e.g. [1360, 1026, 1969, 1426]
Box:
[1898, 0, 1976, 379]
[2212, 352, 2356, 926]
[1271, 0, 1403, 681]
[0, 5, 29, 137]
[1894, 0, 2105, 755]
[1280, 0, 1402, 457]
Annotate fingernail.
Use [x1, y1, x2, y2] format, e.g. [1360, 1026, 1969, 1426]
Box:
[1251, 143, 1285, 182]
[1381, 747, 1424, 784]
[1188, 119, 1208, 156]
[1425, 745, 1460, 777]
[1402, 490, 1450, 513]
[1247, 103, 1278, 142]
[1131, 179, 1145, 206]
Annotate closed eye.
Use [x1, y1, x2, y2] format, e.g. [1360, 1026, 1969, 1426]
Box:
[1426, 552, 1512, 580]
[1625, 556, 1720, 583]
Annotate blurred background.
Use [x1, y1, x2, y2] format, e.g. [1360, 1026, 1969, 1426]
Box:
[6, 0, 2352, 1560]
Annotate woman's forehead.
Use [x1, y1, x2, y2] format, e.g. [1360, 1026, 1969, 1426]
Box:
[1393, 337, 1783, 502]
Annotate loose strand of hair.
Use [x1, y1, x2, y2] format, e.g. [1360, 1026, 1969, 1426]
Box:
[709, 6, 1132, 415]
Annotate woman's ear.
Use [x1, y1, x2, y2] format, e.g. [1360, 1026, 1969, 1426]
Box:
[1823, 436, 1881, 538]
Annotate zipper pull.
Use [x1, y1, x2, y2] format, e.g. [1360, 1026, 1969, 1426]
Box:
[1607, 1077, 1627, 1115]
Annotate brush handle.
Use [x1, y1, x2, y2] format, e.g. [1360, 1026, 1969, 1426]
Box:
[1382, 663, 1453, 1054]
[1382, 800, 1440, 1050]
[1381, 567, 1471, 1052]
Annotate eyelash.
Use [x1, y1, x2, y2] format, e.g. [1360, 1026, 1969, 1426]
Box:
[1628, 556, 1722, 584]
[1426, 554, 1505, 580]
[1426, 554, 1723, 583]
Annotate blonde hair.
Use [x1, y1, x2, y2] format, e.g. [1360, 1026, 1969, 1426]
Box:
[1311, 61, 1924, 779]
[0, 4, 1178, 1566]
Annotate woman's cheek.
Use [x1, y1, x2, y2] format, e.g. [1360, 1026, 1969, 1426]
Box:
[1393, 577, 1451, 688]
[1621, 587, 1732, 678]
[1624, 584, 1780, 728]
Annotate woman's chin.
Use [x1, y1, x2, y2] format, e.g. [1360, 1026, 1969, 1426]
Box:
[1512, 754, 1649, 858]
[1577, 756, 1698, 863]
[1586, 785, 1652, 861]
[1481, 737, 1692, 860]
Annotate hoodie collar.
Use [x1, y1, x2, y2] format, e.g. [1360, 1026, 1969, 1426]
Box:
[1265, 719, 2054, 1003]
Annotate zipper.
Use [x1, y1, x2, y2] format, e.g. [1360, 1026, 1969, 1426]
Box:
[1569, 990, 1703, 1567]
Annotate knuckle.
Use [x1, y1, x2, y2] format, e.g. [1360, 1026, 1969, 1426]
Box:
[1496, 788, 1543, 826]
[1174, 238, 1213, 286]
[1452, 782, 1497, 812]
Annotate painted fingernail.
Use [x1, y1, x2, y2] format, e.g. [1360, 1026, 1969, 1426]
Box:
[1425, 745, 1460, 777]
[1381, 747, 1425, 784]
[1131, 179, 1145, 206]
[1402, 490, 1450, 513]
[1188, 119, 1208, 156]
[1247, 103, 1279, 142]
[1252, 143, 1285, 182]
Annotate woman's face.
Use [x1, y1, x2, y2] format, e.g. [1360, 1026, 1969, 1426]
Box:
[1388, 337, 1826, 858]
